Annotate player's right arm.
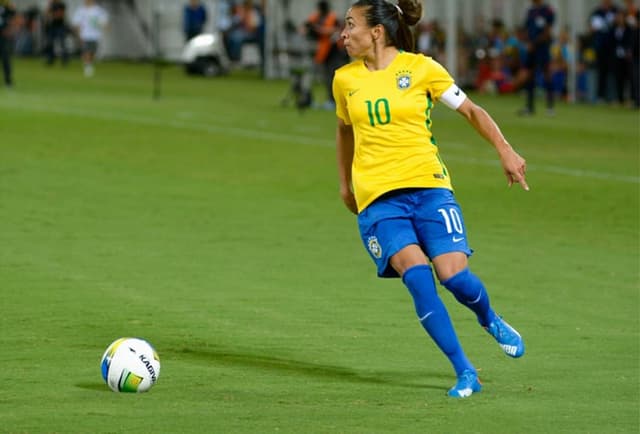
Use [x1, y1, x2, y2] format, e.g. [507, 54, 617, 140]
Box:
[336, 118, 358, 214]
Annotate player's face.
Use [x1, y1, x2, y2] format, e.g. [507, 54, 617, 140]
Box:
[341, 7, 374, 58]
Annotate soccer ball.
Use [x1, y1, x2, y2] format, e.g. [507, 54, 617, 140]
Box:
[100, 337, 161, 393]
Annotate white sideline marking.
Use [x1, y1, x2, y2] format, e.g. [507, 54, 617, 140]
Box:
[2, 100, 638, 184]
[444, 155, 640, 184]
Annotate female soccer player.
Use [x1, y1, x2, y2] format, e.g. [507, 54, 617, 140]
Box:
[333, 0, 528, 398]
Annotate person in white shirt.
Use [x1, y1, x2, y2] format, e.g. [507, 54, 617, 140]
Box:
[71, 0, 108, 77]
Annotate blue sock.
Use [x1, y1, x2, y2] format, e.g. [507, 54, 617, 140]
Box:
[402, 264, 475, 376]
[441, 268, 496, 327]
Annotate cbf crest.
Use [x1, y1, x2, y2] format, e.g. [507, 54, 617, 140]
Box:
[395, 69, 412, 90]
[367, 236, 382, 259]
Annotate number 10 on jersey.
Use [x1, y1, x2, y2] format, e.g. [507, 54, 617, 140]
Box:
[366, 99, 391, 126]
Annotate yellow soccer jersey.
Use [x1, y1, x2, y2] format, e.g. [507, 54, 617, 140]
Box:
[333, 52, 457, 212]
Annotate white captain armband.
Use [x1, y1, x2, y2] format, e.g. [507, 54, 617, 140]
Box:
[439, 84, 467, 110]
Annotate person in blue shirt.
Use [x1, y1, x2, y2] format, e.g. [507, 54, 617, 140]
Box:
[521, 0, 555, 115]
[184, 0, 208, 42]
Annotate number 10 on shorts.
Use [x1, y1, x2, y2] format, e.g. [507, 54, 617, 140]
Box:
[438, 208, 464, 236]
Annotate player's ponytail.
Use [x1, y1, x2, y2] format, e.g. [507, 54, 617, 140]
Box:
[396, 0, 422, 51]
[353, 0, 422, 52]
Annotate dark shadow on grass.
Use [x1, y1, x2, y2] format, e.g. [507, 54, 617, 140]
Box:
[168, 346, 449, 392]
[75, 382, 112, 392]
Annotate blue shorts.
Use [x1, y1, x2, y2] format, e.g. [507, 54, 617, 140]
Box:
[357, 188, 473, 278]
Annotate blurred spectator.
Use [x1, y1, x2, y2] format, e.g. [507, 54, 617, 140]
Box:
[183, 0, 207, 42]
[0, 0, 16, 87]
[474, 24, 531, 96]
[71, 0, 108, 77]
[302, 1, 341, 109]
[14, 6, 39, 56]
[624, 0, 639, 108]
[625, 0, 640, 20]
[576, 32, 597, 102]
[611, 10, 633, 105]
[216, 0, 233, 55]
[280, 19, 314, 109]
[322, 30, 348, 107]
[417, 19, 445, 60]
[465, 16, 493, 90]
[488, 18, 507, 54]
[590, 0, 619, 103]
[550, 27, 571, 100]
[483, 53, 516, 94]
[257, 0, 266, 74]
[455, 25, 474, 88]
[504, 26, 530, 89]
[520, 0, 555, 116]
[303, 1, 337, 65]
[474, 19, 508, 93]
[227, 0, 263, 65]
[44, 0, 69, 66]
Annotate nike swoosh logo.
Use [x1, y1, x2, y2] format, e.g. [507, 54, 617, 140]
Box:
[452, 236, 464, 242]
[419, 311, 434, 322]
[348, 89, 360, 97]
[454, 87, 460, 96]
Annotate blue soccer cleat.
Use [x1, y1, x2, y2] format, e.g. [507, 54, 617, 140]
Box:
[485, 315, 525, 358]
[447, 369, 482, 398]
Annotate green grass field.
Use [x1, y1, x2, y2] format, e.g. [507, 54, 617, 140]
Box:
[1, 59, 638, 433]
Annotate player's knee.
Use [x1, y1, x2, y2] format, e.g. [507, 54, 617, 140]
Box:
[440, 268, 483, 301]
[391, 244, 429, 276]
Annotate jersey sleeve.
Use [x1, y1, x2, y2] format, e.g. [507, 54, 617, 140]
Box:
[332, 70, 351, 124]
[424, 57, 456, 103]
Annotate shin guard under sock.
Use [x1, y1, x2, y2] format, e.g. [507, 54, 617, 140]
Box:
[441, 268, 496, 327]
[402, 264, 474, 376]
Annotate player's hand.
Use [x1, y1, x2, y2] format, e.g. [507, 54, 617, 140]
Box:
[500, 148, 529, 191]
[340, 187, 358, 215]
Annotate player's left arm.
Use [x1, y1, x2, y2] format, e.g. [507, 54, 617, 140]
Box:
[429, 60, 527, 190]
[455, 96, 529, 191]
[437, 83, 528, 190]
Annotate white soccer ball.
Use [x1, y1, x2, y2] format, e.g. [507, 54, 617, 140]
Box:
[100, 337, 161, 393]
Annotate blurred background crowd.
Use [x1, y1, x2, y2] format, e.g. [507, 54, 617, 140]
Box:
[0, 0, 638, 109]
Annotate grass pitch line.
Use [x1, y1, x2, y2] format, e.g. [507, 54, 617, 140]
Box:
[443, 155, 640, 184]
[3, 99, 638, 185]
